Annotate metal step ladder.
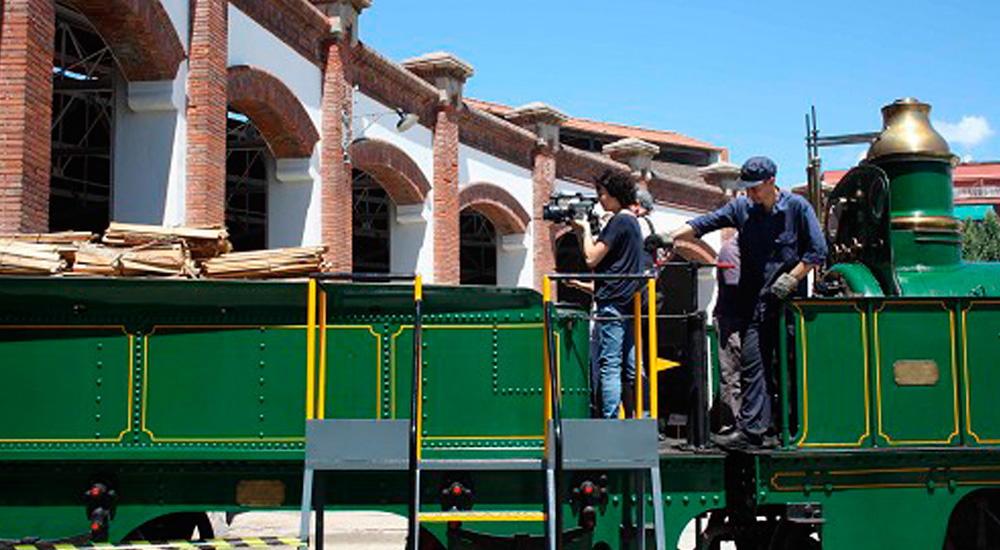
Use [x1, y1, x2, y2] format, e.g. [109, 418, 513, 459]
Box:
[299, 274, 550, 550]
[542, 274, 666, 550]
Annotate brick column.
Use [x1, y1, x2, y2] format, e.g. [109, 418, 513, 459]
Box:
[0, 0, 54, 232]
[603, 137, 659, 185]
[314, 0, 369, 271]
[505, 103, 568, 292]
[185, 0, 228, 227]
[402, 52, 473, 284]
[320, 41, 352, 271]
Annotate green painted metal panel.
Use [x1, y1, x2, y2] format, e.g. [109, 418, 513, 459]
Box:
[792, 302, 871, 448]
[0, 327, 131, 443]
[874, 301, 960, 446]
[144, 326, 306, 442]
[827, 263, 885, 296]
[320, 325, 383, 420]
[962, 301, 1000, 445]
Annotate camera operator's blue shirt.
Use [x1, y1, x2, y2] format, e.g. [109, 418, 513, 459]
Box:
[595, 212, 643, 312]
[687, 191, 827, 319]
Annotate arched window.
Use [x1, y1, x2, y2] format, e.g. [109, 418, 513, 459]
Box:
[225, 109, 268, 251]
[50, 5, 115, 233]
[460, 210, 497, 285]
[352, 169, 391, 273]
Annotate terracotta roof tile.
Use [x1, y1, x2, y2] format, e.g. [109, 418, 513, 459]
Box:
[465, 98, 725, 152]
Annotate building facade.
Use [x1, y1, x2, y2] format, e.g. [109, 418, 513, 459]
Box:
[0, 0, 727, 290]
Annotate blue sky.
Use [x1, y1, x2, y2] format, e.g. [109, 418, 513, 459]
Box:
[362, 0, 999, 186]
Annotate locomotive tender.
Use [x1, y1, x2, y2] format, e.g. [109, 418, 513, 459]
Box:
[2, 98, 1000, 550]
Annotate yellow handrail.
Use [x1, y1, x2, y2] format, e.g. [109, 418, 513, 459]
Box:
[306, 279, 317, 420]
[414, 275, 423, 460]
[317, 286, 328, 419]
[542, 276, 553, 448]
[633, 291, 644, 419]
[647, 278, 658, 419]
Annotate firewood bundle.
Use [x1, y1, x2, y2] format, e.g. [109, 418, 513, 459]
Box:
[0, 231, 96, 245]
[0, 241, 72, 274]
[202, 247, 326, 279]
[73, 243, 199, 277]
[102, 223, 232, 259]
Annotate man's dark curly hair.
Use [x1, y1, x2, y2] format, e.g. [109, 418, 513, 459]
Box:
[595, 170, 637, 207]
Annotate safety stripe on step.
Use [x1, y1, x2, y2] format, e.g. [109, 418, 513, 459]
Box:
[5, 537, 305, 550]
[419, 511, 546, 522]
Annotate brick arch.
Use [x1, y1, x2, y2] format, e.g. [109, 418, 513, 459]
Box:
[554, 226, 717, 264]
[348, 138, 430, 205]
[227, 65, 319, 159]
[676, 238, 717, 264]
[66, 0, 185, 81]
[459, 183, 530, 236]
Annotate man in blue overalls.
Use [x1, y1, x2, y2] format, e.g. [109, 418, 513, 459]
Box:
[663, 157, 827, 449]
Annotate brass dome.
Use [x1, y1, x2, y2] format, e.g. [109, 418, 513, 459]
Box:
[866, 98, 955, 163]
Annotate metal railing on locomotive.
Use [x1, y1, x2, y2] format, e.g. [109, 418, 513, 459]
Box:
[301, 273, 424, 550]
[542, 273, 665, 550]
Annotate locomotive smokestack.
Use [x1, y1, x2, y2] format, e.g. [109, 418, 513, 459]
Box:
[866, 98, 954, 163]
[867, 98, 961, 270]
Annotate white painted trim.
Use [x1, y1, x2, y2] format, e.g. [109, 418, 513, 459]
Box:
[127, 80, 183, 112]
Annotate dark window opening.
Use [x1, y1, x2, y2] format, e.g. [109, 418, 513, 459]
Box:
[460, 210, 497, 285]
[226, 109, 268, 251]
[50, 6, 115, 233]
[352, 169, 391, 273]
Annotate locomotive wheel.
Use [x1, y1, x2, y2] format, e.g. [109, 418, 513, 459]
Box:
[124, 512, 214, 541]
[944, 491, 1000, 549]
[766, 521, 819, 550]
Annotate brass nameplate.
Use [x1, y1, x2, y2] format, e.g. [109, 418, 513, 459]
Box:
[236, 480, 285, 507]
[893, 360, 939, 386]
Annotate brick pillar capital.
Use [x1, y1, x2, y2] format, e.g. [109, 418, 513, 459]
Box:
[698, 161, 741, 192]
[505, 102, 568, 152]
[402, 52, 474, 106]
[603, 137, 659, 181]
[311, 0, 371, 45]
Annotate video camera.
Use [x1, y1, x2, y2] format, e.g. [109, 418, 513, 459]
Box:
[542, 192, 600, 233]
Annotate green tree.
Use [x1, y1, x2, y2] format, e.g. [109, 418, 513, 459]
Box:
[962, 210, 1000, 262]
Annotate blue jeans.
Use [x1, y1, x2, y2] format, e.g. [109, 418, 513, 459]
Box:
[595, 303, 636, 419]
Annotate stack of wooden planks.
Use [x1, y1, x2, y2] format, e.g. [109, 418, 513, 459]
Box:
[102, 223, 232, 259]
[0, 241, 73, 275]
[73, 243, 199, 277]
[202, 247, 326, 279]
[0, 224, 327, 279]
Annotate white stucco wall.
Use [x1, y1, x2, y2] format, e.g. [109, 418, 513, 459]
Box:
[110, 0, 189, 226]
[229, 5, 323, 248]
[459, 146, 534, 288]
[353, 92, 436, 278]
[112, 66, 188, 226]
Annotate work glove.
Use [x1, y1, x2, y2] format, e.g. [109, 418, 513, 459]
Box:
[770, 272, 799, 300]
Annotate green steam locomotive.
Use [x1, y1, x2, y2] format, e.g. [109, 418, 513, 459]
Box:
[1, 98, 999, 550]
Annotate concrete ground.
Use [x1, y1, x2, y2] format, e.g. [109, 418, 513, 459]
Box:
[209, 510, 727, 550]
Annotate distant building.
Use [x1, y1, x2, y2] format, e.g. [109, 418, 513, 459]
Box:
[823, 162, 1000, 219]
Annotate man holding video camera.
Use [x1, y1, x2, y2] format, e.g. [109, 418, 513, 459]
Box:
[570, 171, 643, 418]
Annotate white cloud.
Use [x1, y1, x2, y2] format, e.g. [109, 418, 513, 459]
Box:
[934, 116, 994, 147]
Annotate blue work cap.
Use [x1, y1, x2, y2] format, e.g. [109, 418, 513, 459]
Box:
[737, 156, 777, 189]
